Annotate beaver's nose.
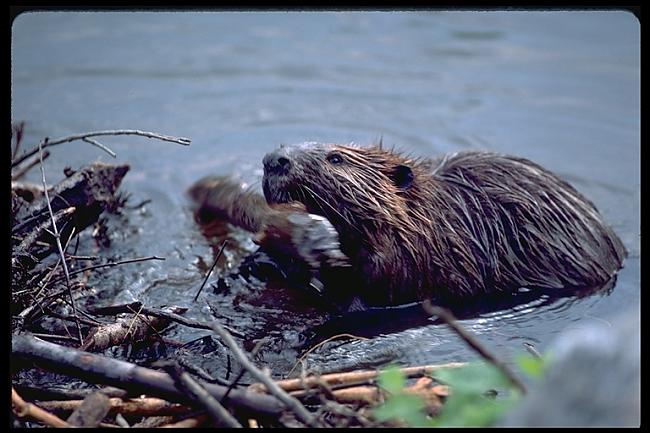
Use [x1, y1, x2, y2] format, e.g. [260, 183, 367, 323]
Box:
[263, 150, 292, 175]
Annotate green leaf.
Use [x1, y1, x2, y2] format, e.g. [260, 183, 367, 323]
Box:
[434, 362, 511, 393]
[431, 389, 519, 427]
[377, 365, 406, 394]
[516, 353, 547, 379]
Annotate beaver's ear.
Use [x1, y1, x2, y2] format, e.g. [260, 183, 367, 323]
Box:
[391, 164, 414, 189]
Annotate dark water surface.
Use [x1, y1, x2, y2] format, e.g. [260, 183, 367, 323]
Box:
[12, 11, 639, 378]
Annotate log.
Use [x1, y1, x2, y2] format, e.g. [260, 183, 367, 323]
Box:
[12, 162, 129, 240]
[12, 335, 285, 416]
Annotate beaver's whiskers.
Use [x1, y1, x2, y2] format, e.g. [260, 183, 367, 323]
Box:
[301, 185, 362, 235]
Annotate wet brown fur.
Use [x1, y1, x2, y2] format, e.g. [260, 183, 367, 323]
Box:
[261, 143, 627, 306]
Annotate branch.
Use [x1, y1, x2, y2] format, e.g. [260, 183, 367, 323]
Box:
[38, 141, 83, 346]
[12, 150, 50, 180]
[252, 362, 465, 393]
[423, 301, 527, 395]
[13, 129, 191, 167]
[88, 301, 244, 338]
[193, 240, 227, 302]
[12, 387, 70, 428]
[157, 361, 243, 428]
[35, 397, 191, 417]
[11, 335, 285, 416]
[209, 321, 323, 427]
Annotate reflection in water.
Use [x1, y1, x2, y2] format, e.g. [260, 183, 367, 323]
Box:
[302, 275, 618, 347]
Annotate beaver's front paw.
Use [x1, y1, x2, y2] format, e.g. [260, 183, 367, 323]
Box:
[257, 211, 350, 270]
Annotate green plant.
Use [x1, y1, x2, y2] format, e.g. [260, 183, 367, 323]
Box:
[373, 365, 431, 427]
[373, 355, 548, 428]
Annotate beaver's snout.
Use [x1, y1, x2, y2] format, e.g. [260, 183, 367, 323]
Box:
[262, 147, 296, 204]
[263, 149, 292, 176]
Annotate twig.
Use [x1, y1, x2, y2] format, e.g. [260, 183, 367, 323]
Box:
[160, 414, 209, 428]
[36, 397, 191, 417]
[209, 321, 322, 427]
[523, 342, 542, 359]
[157, 361, 243, 428]
[11, 387, 70, 428]
[26, 256, 166, 314]
[31, 225, 77, 301]
[89, 301, 244, 338]
[82, 137, 116, 158]
[221, 337, 269, 403]
[288, 333, 369, 377]
[423, 300, 527, 395]
[251, 362, 465, 394]
[30, 333, 79, 343]
[12, 150, 50, 180]
[38, 140, 83, 346]
[12, 129, 191, 168]
[193, 240, 228, 302]
[51, 255, 166, 283]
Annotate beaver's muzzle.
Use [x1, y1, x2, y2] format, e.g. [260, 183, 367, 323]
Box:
[263, 149, 292, 176]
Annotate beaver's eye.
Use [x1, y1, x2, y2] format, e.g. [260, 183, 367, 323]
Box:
[327, 152, 344, 165]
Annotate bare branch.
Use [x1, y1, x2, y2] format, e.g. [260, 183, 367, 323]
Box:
[156, 361, 242, 428]
[38, 140, 83, 346]
[209, 321, 322, 427]
[193, 240, 227, 302]
[12, 335, 285, 416]
[423, 301, 527, 395]
[13, 129, 191, 167]
[82, 137, 116, 158]
[12, 150, 50, 180]
[12, 387, 70, 428]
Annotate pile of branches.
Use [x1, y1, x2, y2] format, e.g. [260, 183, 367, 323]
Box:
[12, 329, 464, 428]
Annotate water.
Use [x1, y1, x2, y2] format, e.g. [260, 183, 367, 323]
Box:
[12, 11, 640, 377]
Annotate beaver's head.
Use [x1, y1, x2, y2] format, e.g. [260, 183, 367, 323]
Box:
[262, 142, 423, 247]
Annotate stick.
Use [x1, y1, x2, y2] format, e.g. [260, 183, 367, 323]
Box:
[160, 414, 210, 428]
[251, 362, 465, 394]
[209, 321, 322, 427]
[66, 392, 111, 427]
[89, 301, 244, 338]
[159, 361, 243, 428]
[49, 255, 166, 284]
[288, 333, 369, 377]
[193, 240, 227, 302]
[21, 256, 166, 321]
[11, 387, 70, 428]
[11, 335, 285, 416]
[38, 140, 83, 346]
[12, 129, 191, 168]
[12, 150, 50, 180]
[36, 397, 191, 417]
[81, 137, 116, 158]
[221, 338, 269, 403]
[423, 301, 527, 395]
[81, 306, 184, 352]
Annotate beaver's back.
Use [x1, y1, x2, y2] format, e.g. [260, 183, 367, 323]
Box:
[388, 150, 627, 304]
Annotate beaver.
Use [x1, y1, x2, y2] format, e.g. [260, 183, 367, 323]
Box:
[189, 142, 626, 311]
